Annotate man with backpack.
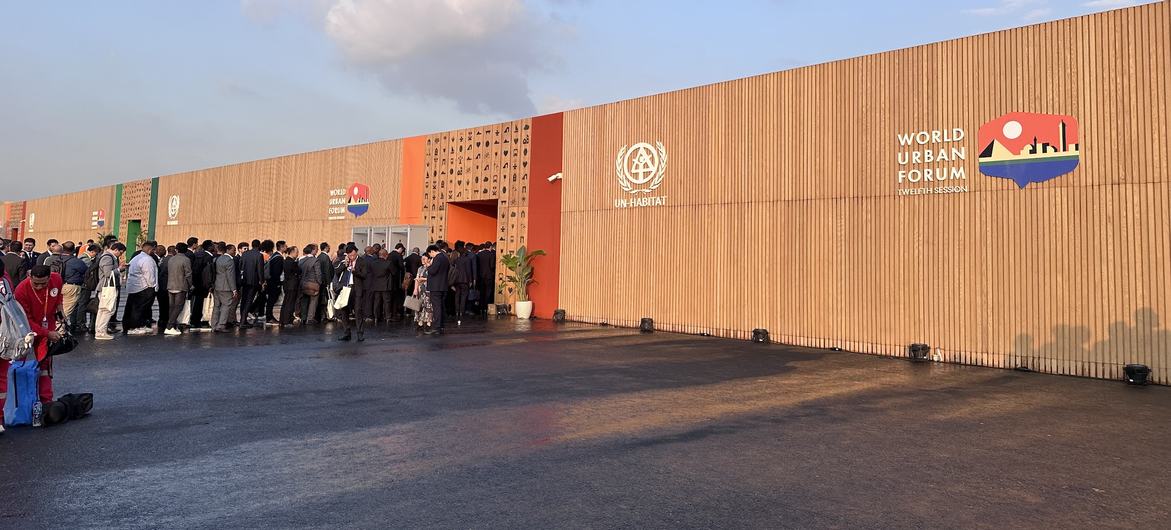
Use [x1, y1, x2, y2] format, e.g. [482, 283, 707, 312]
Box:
[2, 266, 64, 423]
[58, 242, 88, 334]
[77, 243, 100, 335]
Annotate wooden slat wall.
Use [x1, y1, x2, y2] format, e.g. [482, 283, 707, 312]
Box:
[22, 186, 115, 245]
[559, 3, 1171, 383]
[153, 140, 402, 248]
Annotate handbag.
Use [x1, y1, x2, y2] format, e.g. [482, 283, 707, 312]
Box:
[302, 280, 320, 297]
[98, 275, 118, 312]
[403, 296, 422, 312]
[203, 295, 214, 318]
[333, 286, 351, 310]
[49, 315, 78, 356]
[177, 299, 192, 326]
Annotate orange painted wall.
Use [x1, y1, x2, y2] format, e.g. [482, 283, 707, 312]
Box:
[527, 113, 564, 318]
[446, 201, 497, 244]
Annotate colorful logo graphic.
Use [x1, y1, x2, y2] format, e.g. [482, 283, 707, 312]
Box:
[978, 112, 1080, 188]
[91, 209, 106, 229]
[346, 183, 370, 217]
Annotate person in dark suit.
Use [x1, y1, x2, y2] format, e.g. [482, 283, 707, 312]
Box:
[452, 244, 476, 325]
[264, 241, 285, 324]
[333, 244, 368, 341]
[388, 244, 406, 321]
[424, 244, 449, 334]
[370, 249, 393, 323]
[189, 240, 215, 330]
[155, 245, 171, 334]
[359, 245, 380, 320]
[238, 239, 266, 328]
[475, 242, 496, 315]
[316, 242, 334, 321]
[279, 245, 301, 327]
[2, 241, 23, 288]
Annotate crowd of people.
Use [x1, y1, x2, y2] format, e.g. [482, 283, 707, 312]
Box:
[0, 234, 497, 432]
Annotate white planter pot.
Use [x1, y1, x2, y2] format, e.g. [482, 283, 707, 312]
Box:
[515, 300, 533, 319]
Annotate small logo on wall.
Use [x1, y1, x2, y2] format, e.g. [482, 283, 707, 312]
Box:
[346, 183, 370, 217]
[167, 195, 180, 225]
[978, 112, 1080, 188]
[27, 213, 35, 231]
[615, 142, 667, 194]
[91, 209, 106, 229]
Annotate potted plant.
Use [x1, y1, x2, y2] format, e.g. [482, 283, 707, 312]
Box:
[497, 245, 546, 319]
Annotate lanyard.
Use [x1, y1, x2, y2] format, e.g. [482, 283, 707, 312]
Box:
[31, 284, 50, 328]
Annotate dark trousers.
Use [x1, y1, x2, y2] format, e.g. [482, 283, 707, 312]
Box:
[72, 288, 92, 333]
[123, 288, 155, 331]
[167, 291, 187, 329]
[280, 286, 300, 325]
[428, 291, 446, 330]
[478, 278, 493, 313]
[453, 284, 469, 317]
[389, 288, 404, 319]
[339, 295, 365, 334]
[265, 284, 282, 321]
[369, 291, 392, 322]
[156, 289, 169, 333]
[190, 289, 209, 325]
[239, 284, 260, 322]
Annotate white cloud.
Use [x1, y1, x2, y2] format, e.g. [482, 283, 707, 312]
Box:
[249, 0, 567, 117]
[536, 94, 584, 114]
[964, 0, 1046, 17]
[1082, 0, 1139, 8]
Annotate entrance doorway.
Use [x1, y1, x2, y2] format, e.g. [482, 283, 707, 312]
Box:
[446, 200, 497, 245]
[351, 225, 431, 252]
[125, 220, 141, 256]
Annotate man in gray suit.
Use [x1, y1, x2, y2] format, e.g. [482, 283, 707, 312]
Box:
[210, 242, 238, 333]
[315, 242, 334, 321]
[298, 244, 323, 325]
[164, 242, 193, 336]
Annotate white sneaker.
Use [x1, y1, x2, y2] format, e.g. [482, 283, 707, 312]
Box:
[0, 424, 6, 435]
[164, 327, 182, 336]
[95, 333, 114, 340]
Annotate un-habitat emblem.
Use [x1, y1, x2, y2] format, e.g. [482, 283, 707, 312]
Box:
[978, 112, 1080, 188]
[614, 141, 668, 208]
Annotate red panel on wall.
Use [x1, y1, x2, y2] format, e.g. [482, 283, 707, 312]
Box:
[400, 136, 426, 225]
[526, 113, 563, 319]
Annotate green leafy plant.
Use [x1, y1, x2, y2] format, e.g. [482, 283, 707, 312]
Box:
[496, 246, 546, 302]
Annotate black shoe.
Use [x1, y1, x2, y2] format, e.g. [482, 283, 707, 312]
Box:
[357, 332, 365, 342]
[240, 323, 254, 329]
[338, 333, 352, 342]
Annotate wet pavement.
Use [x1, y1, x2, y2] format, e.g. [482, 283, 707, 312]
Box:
[2, 318, 1169, 529]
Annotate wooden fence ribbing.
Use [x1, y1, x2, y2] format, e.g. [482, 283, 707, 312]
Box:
[558, 2, 1171, 383]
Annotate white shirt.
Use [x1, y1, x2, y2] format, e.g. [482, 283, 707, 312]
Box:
[125, 252, 158, 294]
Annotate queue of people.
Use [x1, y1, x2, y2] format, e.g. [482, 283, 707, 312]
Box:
[0, 235, 498, 341]
[0, 234, 497, 433]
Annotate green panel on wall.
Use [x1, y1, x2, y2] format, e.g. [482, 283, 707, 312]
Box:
[148, 176, 159, 239]
[112, 183, 123, 238]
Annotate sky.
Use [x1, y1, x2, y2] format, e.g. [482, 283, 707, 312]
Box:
[0, 0, 1154, 200]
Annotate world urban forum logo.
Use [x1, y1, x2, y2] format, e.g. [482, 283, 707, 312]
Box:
[346, 183, 370, 217]
[977, 112, 1080, 188]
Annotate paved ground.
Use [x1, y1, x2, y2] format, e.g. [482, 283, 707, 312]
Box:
[2, 318, 1169, 529]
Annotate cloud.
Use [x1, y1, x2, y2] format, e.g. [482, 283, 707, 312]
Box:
[536, 94, 584, 114]
[964, 0, 1046, 17]
[278, 0, 563, 118]
[1082, 0, 1139, 7]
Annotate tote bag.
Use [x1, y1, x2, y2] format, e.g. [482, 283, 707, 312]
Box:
[333, 286, 351, 310]
[98, 275, 118, 312]
[202, 295, 214, 319]
[177, 299, 192, 326]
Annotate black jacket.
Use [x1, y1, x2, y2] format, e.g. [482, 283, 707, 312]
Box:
[475, 250, 495, 281]
[454, 252, 476, 286]
[240, 249, 265, 286]
[267, 253, 285, 286]
[282, 257, 301, 292]
[367, 257, 391, 292]
[387, 250, 405, 289]
[316, 252, 333, 285]
[190, 250, 214, 292]
[404, 252, 422, 278]
[426, 252, 450, 293]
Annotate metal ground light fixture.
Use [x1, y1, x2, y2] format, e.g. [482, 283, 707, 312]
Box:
[908, 343, 931, 362]
[752, 329, 769, 343]
[553, 309, 566, 323]
[1124, 364, 1151, 385]
[639, 318, 654, 333]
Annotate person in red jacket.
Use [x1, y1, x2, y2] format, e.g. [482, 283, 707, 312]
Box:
[1, 265, 63, 413]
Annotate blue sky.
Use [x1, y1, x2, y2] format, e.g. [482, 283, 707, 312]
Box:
[0, 0, 1152, 200]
